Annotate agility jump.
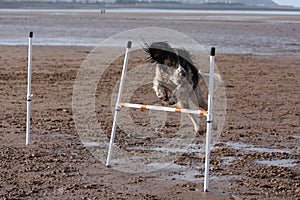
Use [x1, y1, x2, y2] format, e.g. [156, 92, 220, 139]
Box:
[106, 41, 215, 192]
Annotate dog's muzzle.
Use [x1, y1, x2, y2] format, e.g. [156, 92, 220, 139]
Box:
[175, 66, 187, 77]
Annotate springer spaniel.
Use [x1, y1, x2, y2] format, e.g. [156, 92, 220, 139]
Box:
[143, 41, 208, 135]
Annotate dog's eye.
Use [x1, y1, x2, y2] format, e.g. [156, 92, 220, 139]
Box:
[164, 58, 177, 68]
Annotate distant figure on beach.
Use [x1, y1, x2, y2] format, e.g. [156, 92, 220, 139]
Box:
[100, 9, 106, 14]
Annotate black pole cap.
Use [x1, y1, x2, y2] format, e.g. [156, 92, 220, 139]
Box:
[127, 41, 132, 48]
[210, 47, 215, 56]
[29, 32, 33, 38]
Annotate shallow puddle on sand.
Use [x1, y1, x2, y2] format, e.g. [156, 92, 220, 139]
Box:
[223, 141, 299, 168]
[82, 138, 206, 181]
[293, 135, 300, 139]
[151, 162, 204, 182]
[82, 139, 298, 182]
[224, 141, 292, 154]
[82, 141, 101, 147]
[255, 159, 297, 168]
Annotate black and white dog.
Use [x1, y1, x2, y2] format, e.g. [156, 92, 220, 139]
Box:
[144, 41, 208, 135]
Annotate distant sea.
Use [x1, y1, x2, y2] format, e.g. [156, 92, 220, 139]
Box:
[1, 8, 300, 15]
[0, 8, 299, 57]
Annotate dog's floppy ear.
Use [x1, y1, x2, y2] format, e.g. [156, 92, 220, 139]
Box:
[178, 49, 199, 89]
[143, 41, 172, 64]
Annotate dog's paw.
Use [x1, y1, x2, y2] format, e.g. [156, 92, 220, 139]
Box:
[159, 95, 168, 101]
[168, 94, 177, 105]
[157, 91, 168, 101]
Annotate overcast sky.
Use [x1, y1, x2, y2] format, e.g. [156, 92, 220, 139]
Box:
[272, 0, 300, 7]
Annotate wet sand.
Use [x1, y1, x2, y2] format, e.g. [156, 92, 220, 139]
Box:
[0, 11, 300, 199]
[0, 45, 299, 199]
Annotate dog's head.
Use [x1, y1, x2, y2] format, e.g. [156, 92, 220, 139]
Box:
[143, 41, 199, 88]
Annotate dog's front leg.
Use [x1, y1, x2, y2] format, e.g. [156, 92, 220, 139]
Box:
[168, 87, 179, 105]
[153, 79, 168, 101]
[168, 66, 189, 105]
[177, 99, 204, 136]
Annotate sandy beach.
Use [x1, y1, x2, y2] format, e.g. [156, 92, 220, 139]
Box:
[0, 11, 299, 199]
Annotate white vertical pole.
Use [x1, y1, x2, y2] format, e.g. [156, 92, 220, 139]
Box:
[26, 32, 33, 145]
[204, 47, 215, 192]
[106, 41, 132, 167]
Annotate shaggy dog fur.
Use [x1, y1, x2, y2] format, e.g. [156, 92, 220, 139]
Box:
[144, 41, 208, 135]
